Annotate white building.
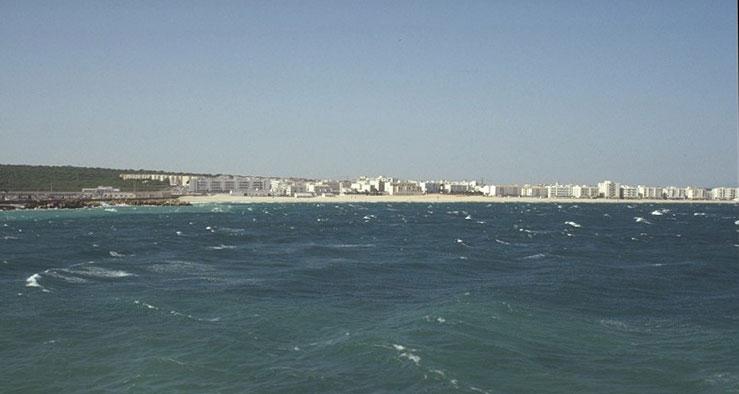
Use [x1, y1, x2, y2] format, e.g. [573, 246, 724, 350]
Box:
[620, 185, 639, 199]
[710, 187, 738, 200]
[386, 181, 423, 195]
[188, 176, 271, 196]
[81, 186, 136, 199]
[598, 180, 621, 199]
[638, 185, 663, 199]
[520, 185, 548, 198]
[685, 187, 708, 200]
[443, 182, 470, 194]
[120, 173, 194, 187]
[350, 176, 390, 194]
[270, 179, 307, 196]
[663, 186, 687, 200]
[572, 185, 598, 199]
[484, 185, 521, 197]
[306, 180, 340, 195]
[547, 184, 573, 199]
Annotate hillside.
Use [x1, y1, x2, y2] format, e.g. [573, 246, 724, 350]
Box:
[0, 164, 204, 192]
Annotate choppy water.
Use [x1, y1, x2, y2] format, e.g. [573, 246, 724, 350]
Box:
[1, 202, 738, 393]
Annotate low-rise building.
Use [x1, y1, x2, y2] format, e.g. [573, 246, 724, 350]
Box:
[685, 187, 708, 200]
[120, 173, 194, 187]
[306, 180, 340, 195]
[663, 186, 687, 200]
[520, 184, 548, 198]
[484, 185, 521, 197]
[547, 184, 573, 199]
[81, 186, 136, 199]
[350, 176, 390, 194]
[386, 181, 423, 195]
[572, 185, 598, 199]
[710, 187, 738, 200]
[443, 182, 471, 194]
[188, 176, 271, 195]
[620, 185, 639, 199]
[638, 185, 663, 199]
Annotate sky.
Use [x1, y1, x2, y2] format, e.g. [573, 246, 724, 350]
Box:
[1, 1, 737, 186]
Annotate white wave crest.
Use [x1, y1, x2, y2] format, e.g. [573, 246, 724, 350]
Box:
[66, 266, 134, 278]
[25, 273, 42, 288]
[207, 244, 236, 250]
[400, 352, 421, 365]
[564, 221, 581, 228]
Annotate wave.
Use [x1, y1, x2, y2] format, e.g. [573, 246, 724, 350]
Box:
[326, 243, 376, 249]
[109, 251, 125, 257]
[64, 266, 134, 279]
[207, 244, 237, 250]
[634, 217, 652, 224]
[44, 271, 89, 283]
[392, 344, 421, 365]
[494, 239, 510, 245]
[133, 300, 158, 310]
[522, 253, 546, 260]
[25, 273, 42, 288]
[399, 352, 421, 365]
[135, 300, 220, 322]
[564, 221, 581, 228]
[456, 239, 471, 247]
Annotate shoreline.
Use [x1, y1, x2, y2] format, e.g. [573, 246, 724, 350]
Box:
[179, 194, 737, 205]
[0, 198, 189, 211]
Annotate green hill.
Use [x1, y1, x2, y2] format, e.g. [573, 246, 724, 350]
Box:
[0, 164, 204, 192]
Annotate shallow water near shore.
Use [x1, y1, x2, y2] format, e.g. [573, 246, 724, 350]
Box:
[1, 203, 738, 392]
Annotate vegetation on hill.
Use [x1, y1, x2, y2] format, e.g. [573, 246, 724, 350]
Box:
[0, 164, 204, 192]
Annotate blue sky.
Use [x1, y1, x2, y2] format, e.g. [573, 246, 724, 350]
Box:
[1, 1, 737, 186]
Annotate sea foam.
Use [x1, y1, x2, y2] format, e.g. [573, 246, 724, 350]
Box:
[25, 273, 42, 288]
[66, 266, 134, 278]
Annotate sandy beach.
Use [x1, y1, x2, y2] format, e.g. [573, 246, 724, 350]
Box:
[180, 194, 736, 205]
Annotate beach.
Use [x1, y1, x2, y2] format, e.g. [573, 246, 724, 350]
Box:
[180, 194, 736, 205]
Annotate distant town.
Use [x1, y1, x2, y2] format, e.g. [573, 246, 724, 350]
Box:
[3, 170, 737, 206]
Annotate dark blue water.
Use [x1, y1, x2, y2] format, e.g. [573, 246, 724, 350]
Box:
[1, 203, 738, 392]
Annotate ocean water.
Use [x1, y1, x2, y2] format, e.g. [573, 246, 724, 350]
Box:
[1, 202, 738, 393]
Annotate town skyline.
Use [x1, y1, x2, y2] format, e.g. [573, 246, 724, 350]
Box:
[2, 162, 737, 190]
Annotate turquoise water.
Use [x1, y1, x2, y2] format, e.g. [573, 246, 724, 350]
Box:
[1, 203, 738, 393]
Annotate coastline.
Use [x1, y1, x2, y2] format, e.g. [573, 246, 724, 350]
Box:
[179, 194, 737, 205]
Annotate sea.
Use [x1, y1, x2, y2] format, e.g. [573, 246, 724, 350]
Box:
[1, 202, 737, 393]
